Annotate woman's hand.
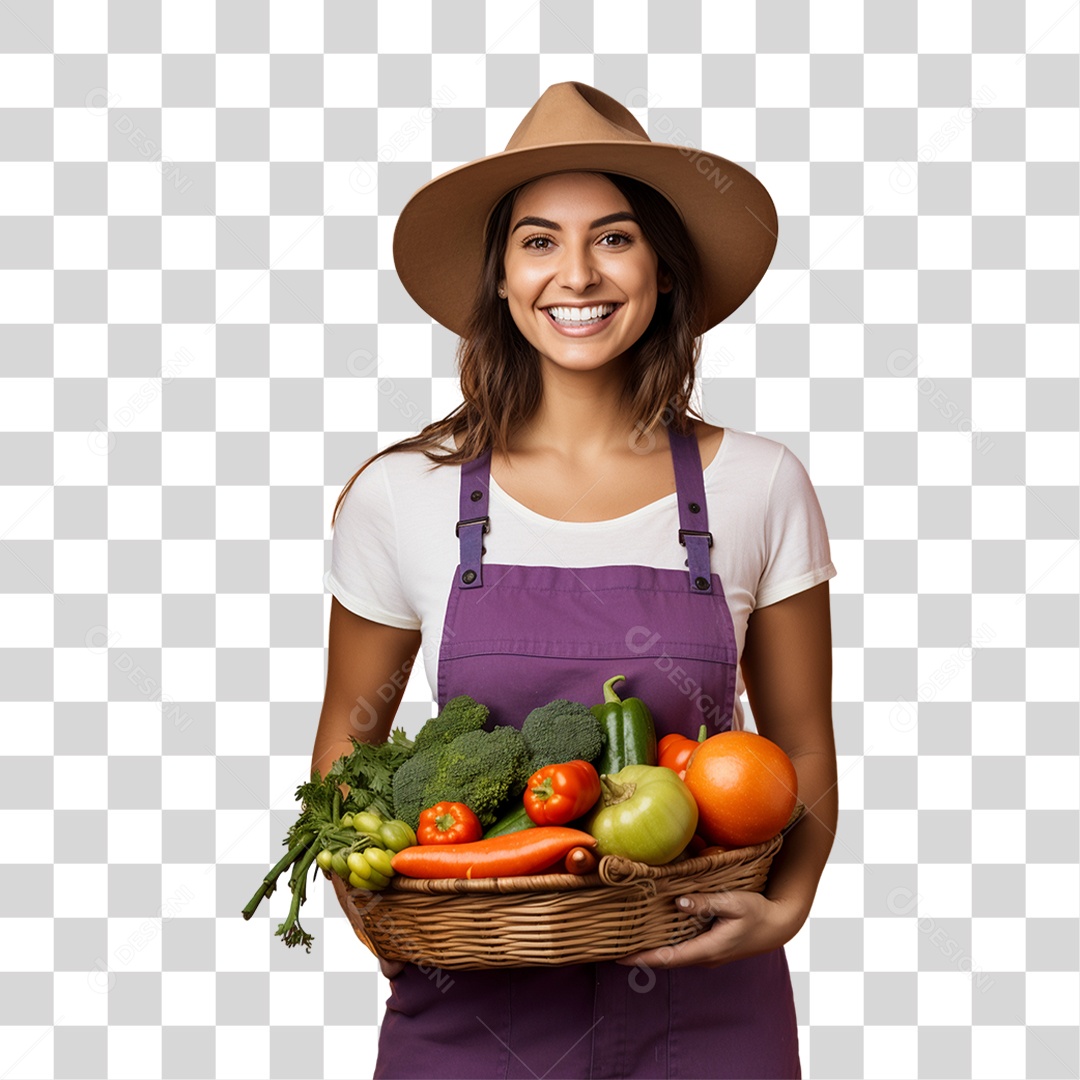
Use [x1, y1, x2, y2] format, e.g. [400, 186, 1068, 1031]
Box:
[615, 890, 803, 970]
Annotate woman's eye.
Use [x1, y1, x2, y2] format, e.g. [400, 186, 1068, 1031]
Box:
[521, 231, 633, 250]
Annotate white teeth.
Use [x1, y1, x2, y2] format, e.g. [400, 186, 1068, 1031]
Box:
[547, 304, 617, 323]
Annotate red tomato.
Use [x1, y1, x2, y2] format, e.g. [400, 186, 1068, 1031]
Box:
[658, 724, 708, 778]
[683, 731, 798, 848]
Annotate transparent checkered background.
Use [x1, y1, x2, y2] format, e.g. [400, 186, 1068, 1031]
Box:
[1, 1, 1079, 1078]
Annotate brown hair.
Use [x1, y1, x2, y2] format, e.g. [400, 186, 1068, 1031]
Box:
[330, 171, 708, 529]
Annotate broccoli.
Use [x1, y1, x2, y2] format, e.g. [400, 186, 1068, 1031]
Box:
[391, 724, 530, 830]
[390, 748, 443, 834]
[422, 726, 531, 827]
[411, 694, 489, 755]
[520, 699, 606, 775]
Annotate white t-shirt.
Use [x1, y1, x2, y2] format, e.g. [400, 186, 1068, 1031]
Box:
[324, 427, 837, 731]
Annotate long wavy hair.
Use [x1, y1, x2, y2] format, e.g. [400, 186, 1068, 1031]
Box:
[330, 170, 709, 530]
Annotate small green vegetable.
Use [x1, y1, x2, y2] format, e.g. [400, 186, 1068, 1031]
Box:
[591, 675, 657, 775]
[378, 819, 418, 852]
[482, 800, 537, 839]
[363, 848, 395, 877]
[351, 811, 384, 835]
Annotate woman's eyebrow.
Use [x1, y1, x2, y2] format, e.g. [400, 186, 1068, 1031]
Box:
[511, 211, 639, 233]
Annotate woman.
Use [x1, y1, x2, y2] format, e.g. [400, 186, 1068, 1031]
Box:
[311, 83, 838, 1079]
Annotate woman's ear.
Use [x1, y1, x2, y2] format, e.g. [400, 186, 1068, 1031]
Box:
[657, 266, 674, 294]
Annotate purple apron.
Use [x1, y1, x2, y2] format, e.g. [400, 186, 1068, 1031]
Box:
[373, 429, 801, 1079]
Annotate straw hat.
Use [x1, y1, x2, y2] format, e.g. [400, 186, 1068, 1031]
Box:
[392, 81, 778, 338]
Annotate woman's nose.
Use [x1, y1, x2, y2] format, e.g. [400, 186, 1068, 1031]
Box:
[555, 243, 602, 292]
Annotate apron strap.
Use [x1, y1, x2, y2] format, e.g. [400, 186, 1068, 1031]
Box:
[455, 449, 491, 590]
[455, 428, 714, 594]
[669, 428, 715, 594]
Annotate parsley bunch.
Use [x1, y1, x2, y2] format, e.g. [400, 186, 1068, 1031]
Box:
[241, 728, 416, 951]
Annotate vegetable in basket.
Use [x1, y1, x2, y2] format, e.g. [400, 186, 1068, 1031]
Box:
[391, 827, 597, 879]
[682, 730, 798, 848]
[392, 723, 531, 831]
[584, 764, 699, 866]
[658, 723, 708, 779]
[418, 801, 483, 844]
[482, 799, 536, 839]
[240, 769, 415, 951]
[325, 726, 417, 819]
[590, 675, 657, 774]
[564, 846, 599, 875]
[520, 699, 605, 775]
[523, 760, 601, 826]
[411, 693, 490, 752]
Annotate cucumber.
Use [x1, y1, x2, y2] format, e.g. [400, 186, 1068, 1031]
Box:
[482, 800, 536, 839]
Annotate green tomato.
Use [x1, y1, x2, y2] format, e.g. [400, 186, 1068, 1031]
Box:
[330, 852, 350, 878]
[363, 848, 395, 877]
[349, 870, 372, 889]
[378, 820, 417, 852]
[585, 764, 699, 866]
[340, 814, 354, 829]
[346, 851, 371, 879]
[352, 811, 384, 835]
[315, 849, 334, 872]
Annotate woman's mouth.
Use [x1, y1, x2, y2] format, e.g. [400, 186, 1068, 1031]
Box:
[542, 303, 622, 336]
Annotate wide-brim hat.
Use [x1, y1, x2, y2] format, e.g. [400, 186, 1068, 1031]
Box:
[392, 81, 778, 338]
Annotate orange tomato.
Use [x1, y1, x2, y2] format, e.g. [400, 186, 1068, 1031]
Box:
[682, 731, 797, 848]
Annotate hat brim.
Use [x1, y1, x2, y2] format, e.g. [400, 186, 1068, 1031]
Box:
[392, 140, 778, 338]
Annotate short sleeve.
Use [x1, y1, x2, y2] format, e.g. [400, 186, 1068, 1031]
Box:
[323, 457, 422, 631]
[755, 446, 837, 609]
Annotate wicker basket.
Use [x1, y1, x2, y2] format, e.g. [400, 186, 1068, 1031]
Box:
[338, 802, 805, 970]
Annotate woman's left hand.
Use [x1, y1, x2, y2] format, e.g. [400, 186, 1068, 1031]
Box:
[615, 891, 802, 970]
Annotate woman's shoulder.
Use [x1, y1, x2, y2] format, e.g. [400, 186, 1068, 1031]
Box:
[697, 424, 788, 473]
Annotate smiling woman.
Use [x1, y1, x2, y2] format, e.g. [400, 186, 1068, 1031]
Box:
[499, 173, 673, 356]
[311, 81, 837, 1080]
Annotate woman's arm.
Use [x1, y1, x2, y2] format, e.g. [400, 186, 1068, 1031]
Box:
[310, 596, 422, 781]
[740, 579, 838, 929]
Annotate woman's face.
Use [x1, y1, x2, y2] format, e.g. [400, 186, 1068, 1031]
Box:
[499, 172, 672, 371]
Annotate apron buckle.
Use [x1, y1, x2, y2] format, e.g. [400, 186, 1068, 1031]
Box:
[456, 515, 490, 537]
[678, 528, 713, 548]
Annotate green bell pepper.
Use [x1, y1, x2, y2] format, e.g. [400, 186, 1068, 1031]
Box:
[591, 674, 657, 775]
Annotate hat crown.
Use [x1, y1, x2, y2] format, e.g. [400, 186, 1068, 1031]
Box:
[504, 81, 651, 152]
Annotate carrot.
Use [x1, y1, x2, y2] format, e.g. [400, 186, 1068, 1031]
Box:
[390, 827, 597, 879]
[564, 846, 599, 875]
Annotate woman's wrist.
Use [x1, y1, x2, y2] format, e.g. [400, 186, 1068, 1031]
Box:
[762, 888, 813, 935]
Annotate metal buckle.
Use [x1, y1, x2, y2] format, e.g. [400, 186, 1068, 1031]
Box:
[456, 515, 490, 538]
[678, 528, 714, 548]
